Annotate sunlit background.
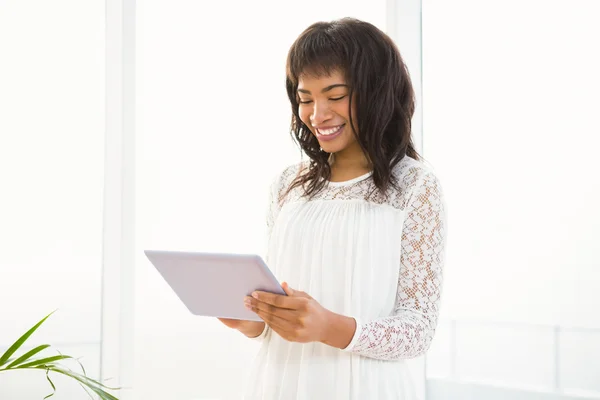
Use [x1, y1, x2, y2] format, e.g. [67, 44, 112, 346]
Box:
[1, 0, 599, 399]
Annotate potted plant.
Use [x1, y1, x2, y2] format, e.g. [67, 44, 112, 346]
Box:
[0, 311, 119, 399]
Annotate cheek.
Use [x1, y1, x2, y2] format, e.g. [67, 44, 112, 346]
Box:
[298, 106, 312, 128]
[333, 101, 352, 121]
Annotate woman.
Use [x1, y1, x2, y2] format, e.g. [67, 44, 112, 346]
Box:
[220, 17, 447, 399]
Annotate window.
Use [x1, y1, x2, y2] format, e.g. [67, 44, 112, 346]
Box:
[0, 1, 105, 397]
[423, 1, 600, 398]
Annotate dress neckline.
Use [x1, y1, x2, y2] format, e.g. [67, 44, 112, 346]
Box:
[326, 171, 373, 187]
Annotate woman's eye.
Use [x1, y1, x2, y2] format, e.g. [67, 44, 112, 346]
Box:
[298, 96, 346, 104]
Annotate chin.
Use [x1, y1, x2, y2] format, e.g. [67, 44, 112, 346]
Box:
[314, 132, 349, 154]
[319, 142, 344, 154]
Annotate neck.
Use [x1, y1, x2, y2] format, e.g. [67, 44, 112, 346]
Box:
[329, 148, 370, 172]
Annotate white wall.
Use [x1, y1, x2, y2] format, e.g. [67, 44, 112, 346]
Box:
[6, 1, 595, 399]
[422, 0, 600, 398]
[134, 1, 387, 399]
[0, 1, 105, 398]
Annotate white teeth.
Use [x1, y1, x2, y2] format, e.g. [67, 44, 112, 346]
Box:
[318, 125, 343, 135]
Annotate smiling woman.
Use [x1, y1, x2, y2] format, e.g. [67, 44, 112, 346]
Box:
[284, 17, 419, 197]
[134, 1, 394, 398]
[297, 72, 359, 163]
[217, 17, 447, 400]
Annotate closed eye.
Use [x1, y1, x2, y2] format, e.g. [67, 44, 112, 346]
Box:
[298, 96, 346, 104]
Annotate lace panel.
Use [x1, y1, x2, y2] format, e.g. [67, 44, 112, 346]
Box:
[266, 156, 447, 360]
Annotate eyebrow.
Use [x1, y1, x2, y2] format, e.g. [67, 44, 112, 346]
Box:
[297, 84, 349, 94]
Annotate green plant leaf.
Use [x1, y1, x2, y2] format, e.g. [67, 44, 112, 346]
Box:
[75, 381, 95, 400]
[43, 368, 57, 399]
[0, 310, 56, 367]
[35, 364, 120, 392]
[5, 344, 50, 368]
[56, 348, 87, 376]
[12, 355, 72, 369]
[47, 366, 120, 400]
[0, 311, 121, 399]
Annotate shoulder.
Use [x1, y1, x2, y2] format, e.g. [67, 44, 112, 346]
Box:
[269, 159, 309, 202]
[391, 155, 444, 209]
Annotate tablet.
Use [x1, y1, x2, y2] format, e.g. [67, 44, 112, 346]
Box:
[144, 249, 285, 321]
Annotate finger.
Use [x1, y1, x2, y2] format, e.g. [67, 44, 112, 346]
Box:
[254, 308, 294, 332]
[281, 282, 312, 299]
[249, 298, 297, 321]
[282, 282, 294, 296]
[263, 320, 292, 341]
[252, 291, 303, 309]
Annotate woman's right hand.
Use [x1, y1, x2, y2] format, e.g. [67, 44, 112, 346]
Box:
[218, 318, 266, 338]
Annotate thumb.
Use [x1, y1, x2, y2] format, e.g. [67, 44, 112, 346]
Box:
[282, 282, 312, 299]
[281, 281, 295, 296]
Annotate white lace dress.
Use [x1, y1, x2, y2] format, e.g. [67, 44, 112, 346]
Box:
[244, 155, 447, 400]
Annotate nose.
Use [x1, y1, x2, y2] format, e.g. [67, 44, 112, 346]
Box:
[309, 101, 333, 126]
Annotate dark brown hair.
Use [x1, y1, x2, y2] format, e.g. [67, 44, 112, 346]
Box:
[284, 17, 420, 198]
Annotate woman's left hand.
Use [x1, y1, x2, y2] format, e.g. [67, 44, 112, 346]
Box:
[244, 282, 332, 343]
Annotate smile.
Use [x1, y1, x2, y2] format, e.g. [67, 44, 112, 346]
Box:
[315, 124, 345, 141]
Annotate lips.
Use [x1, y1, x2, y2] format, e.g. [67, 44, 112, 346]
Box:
[317, 125, 343, 135]
[315, 124, 345, 141]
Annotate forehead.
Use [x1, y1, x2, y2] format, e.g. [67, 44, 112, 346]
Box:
[298, 68, 346, 88]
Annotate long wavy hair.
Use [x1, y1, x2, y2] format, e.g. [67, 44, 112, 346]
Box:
[284, 17, 420, 199]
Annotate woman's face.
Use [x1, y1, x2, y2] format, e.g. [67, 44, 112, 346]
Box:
[297, 69, 359, 156]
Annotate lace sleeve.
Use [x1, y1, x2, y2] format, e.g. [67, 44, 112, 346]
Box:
[266, 176, 280, 240]
[342, 170, 447, 360]
[265, 162, 302, 237]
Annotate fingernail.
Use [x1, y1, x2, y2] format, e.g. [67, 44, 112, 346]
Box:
[252, 292, 258, 299]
